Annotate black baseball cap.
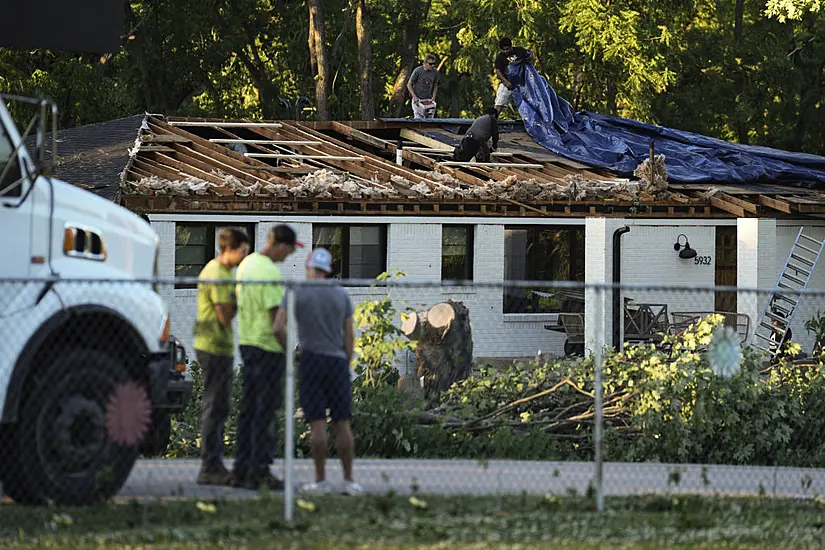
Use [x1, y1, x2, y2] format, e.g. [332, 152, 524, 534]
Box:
[270, 224, 304, 248]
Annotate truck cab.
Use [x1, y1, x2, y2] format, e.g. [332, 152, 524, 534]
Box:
[0, 95, 191, 505]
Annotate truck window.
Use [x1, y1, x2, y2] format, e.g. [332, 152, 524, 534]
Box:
[0, 127, 22, 197]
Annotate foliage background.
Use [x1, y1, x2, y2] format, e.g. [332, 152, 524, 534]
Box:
[4, 0, 825, 155]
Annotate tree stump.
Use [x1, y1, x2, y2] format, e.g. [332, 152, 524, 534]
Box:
[402, 300, 473, 402]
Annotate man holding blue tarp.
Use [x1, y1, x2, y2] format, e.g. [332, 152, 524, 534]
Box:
[494, 37, 533, 115]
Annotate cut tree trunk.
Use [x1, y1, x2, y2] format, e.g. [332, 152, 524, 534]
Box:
[403, 300, 473, 402]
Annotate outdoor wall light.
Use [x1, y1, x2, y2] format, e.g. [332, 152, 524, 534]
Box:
[673, 233, 698, 259]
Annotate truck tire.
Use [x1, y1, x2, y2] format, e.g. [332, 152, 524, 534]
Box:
[139, 412, 172, 457]
[10, 348, 140, 505]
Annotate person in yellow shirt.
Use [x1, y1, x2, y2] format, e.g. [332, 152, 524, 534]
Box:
[193, 228, 250, 485]
[231, 224, 302, 490]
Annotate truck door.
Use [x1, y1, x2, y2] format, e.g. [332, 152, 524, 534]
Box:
[0, 118, 35, 314]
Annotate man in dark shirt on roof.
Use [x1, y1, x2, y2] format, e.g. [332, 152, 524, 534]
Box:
[452, 108, 499, 163]
[494, 37, 533, 114]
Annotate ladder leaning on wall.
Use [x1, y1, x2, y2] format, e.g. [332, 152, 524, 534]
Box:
[753, 228, 825, 359]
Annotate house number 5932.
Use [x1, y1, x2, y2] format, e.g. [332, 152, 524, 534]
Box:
[694, 255, 712, 265]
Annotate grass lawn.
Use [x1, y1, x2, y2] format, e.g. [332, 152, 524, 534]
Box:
[1, 493, 825, 549]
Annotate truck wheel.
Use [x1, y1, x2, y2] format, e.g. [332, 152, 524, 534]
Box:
[139, 412, 172, 457]
[13, 349, 140, 506]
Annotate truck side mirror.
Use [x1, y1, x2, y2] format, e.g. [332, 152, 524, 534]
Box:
[34, 99, 57, 176]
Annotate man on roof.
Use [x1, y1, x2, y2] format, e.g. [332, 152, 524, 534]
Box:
[407, 54, 440, 119]
[452, 107, 499, 163]
[494, 37, 533, 115]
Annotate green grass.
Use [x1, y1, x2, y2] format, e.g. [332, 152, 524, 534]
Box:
[2, 493, 825, 549]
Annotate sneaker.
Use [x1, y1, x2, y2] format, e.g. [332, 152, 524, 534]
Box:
[341, 481, 364, 496]
[197, 464, 231, 486]
[301, 480, 333, 495]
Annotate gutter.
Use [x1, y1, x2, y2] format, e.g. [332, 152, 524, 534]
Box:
[612, 226, 630, 348]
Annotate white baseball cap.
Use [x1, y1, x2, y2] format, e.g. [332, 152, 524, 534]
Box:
[306, 247, 333, 273]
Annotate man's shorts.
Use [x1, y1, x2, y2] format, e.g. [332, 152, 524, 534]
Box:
[495, 83, 513, 108]
[299, 350, 353, 422]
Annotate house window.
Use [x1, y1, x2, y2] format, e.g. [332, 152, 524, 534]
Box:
[442, 225, 473, 281]
[503, 226, 585, 313]
[312, 224, 387, 280]
[175, 223, 255, 288]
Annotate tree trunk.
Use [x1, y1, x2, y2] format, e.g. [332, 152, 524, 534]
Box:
[308, 0, 330, 120]
[354, 0, 375, 120]
[403, 300, 473, 402]
[733, 0, 749, 145]
[448, 29, 461, 118]
[388, 0, 432, 116]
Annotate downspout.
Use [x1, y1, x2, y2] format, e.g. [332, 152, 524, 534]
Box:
[612, 226, 630, 348]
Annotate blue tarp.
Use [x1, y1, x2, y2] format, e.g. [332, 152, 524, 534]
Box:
[509, 61, 825, 187]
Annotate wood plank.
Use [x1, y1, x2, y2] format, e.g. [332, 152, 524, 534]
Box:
[400, 128, 452, 150]
[758, 195, 792, 213]
[149, 152, 225, 185]
[440, 161, 544, 168]
[280, 123, 447, 193]
[167, 144, 270, 186]
[169, 121, 283, 128]
[132, 157, 192, 183]
[245, 153, 365, 161]
[210, 139, 322, 145]
[708, 196, 745, 217]
[330, 122, 393, 151]
[716, 192, 758, 214]
[146, 119, 290, 184]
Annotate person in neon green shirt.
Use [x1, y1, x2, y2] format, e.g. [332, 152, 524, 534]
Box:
[231, 224, 302, 490]
[193, 228, 250, 485]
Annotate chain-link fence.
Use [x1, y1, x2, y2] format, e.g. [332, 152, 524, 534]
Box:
[1, 277, 825, 517]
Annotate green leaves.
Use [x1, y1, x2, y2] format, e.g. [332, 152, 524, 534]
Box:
[765, 0, 824, 21]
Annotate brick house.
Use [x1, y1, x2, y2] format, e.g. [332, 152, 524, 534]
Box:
[60, 115, 825, 359]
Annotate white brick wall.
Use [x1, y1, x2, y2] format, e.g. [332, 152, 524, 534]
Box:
[622, 224, 716, 311]
[387, 224, 441, 281]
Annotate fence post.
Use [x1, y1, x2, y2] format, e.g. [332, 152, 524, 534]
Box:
[284, 284, 297, 522]
[593, 285, 605, 513]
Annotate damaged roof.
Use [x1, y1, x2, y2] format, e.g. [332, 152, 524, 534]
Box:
[118, 116, 825, 218]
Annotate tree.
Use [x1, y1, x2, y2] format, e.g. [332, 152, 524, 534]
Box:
[353, 0, 375, 119]
[308, 0, 331, 120]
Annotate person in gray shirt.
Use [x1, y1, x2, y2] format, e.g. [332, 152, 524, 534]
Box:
[453, 107, 500, 163]
[274, 247, 363, 496]
[407, 54, 440, 119]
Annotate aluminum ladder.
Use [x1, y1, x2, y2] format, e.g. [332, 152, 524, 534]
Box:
[754, 228, 825, 358]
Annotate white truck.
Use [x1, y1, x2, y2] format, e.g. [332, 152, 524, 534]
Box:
[0, 94, 192, 505]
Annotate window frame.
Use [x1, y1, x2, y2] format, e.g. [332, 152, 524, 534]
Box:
[441, 224, 474, 281]
[174, 223, 255, 289]
[503, 225, 585, 314]
[312, 223, 388, 282]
